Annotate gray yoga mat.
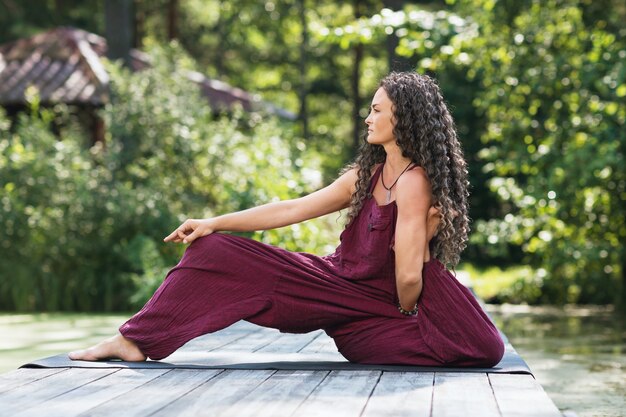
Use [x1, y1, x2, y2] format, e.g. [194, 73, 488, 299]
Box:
[21, 343, 531, 374]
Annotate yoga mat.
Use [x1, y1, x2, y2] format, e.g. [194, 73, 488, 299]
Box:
[21, 342, 531, 374]
[20, 292, 530, 375]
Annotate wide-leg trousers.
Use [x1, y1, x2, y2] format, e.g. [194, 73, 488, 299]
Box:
[120, 233, 504, 367]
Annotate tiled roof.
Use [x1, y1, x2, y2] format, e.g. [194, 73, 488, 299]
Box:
[0, 27, 110, 106]
[0, 27, 295, 119]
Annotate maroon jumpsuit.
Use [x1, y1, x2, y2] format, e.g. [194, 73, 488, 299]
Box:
[120, 165, 505, 367]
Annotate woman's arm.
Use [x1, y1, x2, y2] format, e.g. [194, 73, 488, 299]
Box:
[393, 167, 433, 311]
[164, 168, 359, 244]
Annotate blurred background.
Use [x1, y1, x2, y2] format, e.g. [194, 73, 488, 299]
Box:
[0, 1, 624, 415]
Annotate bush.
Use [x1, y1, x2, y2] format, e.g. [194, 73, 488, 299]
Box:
[0, 44, 341, 312]
[398, 0, 626, 305]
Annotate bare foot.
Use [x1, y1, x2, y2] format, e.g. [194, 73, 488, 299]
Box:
[68, 334, 147, 362]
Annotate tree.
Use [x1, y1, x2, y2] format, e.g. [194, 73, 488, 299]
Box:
[416, 0, 626, 306]
[298, 0, 309, 140]
[0, 0, 103, 44]
[351, 0, 364, 151]
[0, 45, 335, 311]
[105, 0, 134, 67]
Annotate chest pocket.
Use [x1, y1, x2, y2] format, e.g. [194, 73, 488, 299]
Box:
[368, 216, 391, 232]
[361, 211, 393, 268]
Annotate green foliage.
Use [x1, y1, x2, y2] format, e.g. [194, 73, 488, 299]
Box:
[3, 0, 626, 308]
[0, 108, 139, 311]
[0, 0, 103, 42]
[173, 0, 389, 178]
[314, 4, 508, 264]
[0, 45, 339, 312]
[315, 6, 466, 51]
[461, 263, 543, 304]
[404, 0, 626, 304]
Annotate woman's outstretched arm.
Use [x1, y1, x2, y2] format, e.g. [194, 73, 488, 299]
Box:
[164, 168, 359, 244]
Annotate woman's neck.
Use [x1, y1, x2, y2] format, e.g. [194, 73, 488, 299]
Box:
[383, 146, 412, 174]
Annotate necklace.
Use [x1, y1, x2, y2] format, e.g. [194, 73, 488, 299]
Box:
[381, 161, 413, 203]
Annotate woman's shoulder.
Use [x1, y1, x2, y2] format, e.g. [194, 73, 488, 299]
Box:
[398, 165, 429, 185]
[396, 165, 431, 199]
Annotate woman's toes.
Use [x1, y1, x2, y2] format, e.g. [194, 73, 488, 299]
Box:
[67, 350, 83, 360]
[68, 348, 100, 361]
[67, 335, 146, 362]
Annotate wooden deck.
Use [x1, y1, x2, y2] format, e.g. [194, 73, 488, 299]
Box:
[0, 322, 564, 417]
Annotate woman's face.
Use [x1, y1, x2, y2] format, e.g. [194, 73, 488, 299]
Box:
[365, 87, 395, 145]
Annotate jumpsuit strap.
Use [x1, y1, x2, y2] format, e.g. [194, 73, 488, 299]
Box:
[368, 164, 385, 195]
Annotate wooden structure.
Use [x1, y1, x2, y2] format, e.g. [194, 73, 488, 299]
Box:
[0, 321, 564, 417]
[0, 27, 294, 142]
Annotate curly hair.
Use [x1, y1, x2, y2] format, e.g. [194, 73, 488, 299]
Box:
[345, 72, 470, 266]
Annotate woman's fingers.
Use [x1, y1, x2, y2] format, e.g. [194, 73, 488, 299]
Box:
[182, 228, 201, 244]
[183, 224, 214, 244]
[163, 229, 179, 242]
[164, 219, 213, 244]
[423, 206, 462, 242]
[427, 206, 440, 218]
[426, 206, 442, 241]
[164, 220, 194, 242]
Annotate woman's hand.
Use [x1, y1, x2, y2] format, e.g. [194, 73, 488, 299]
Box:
[426, 206, 441, 242]
[425, 206, 460, 242]
[163, 219, 216, 244]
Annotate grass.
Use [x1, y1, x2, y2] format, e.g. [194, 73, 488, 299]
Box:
[458, 263, 535, 301]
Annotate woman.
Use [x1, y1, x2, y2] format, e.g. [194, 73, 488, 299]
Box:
[70, 72, 504, 367]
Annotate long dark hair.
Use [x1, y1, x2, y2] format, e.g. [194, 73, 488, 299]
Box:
[345, 72, 470, 266]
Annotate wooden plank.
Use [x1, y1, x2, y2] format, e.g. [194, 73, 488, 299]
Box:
[216, 370, 329, 417]
[489, 374, 562, 417]
[254, 331, 322, 354]
[82, 369, 222, 417]
[362, 371, 434, 417]
[177, 321, 263, 352]
[293, 370, 382, 417]
[165, 326, 344, 364]
[13, 369, 170, 417]
[162, 329, 267, 363]
[216, 327, 284, 352]
[161, 323, 338, 358]
[297, 331, 339, 355]
[151, 369, 275, 416]
[0, 368, 67, 394]
[432, 372, 501, 417]
[0, 368, 117, 416]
